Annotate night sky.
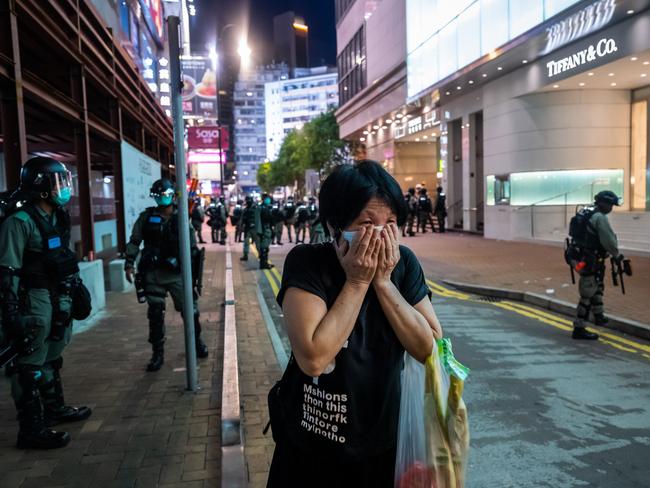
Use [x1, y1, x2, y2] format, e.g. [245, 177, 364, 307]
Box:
[190, 0, 337, 67]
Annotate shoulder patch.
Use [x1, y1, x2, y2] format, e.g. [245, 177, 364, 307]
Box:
[12, 210, 31, 222]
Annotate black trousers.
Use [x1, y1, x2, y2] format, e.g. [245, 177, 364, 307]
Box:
[267, 440, 396, 488]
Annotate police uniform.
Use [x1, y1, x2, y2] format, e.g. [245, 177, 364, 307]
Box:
[124, 179, 208, 372]
[271, 201, 284, 245]
[295, 203, 309, 244]
[403, 190, 417, 237]
[572, 191, 623, 340]
[417, 190, 435, 233]
[240, 197, 259, 261]
[283, 198, 297, 243]
[231, 200, 244, 243]
[191, 201, 206, 243]
[434, 187, 447, 233]
[0, 157, 91, 450]
[206, 198, 228, 244]
[258, 196, 275, 269]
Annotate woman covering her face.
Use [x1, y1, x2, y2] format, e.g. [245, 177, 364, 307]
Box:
[266, 161, 443, 488]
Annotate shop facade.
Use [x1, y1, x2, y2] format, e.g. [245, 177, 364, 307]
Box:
[338, 0, 650, 250]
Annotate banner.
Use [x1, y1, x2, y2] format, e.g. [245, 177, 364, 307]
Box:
[120, 141, 162, 240]
[187, 126, 229, 150]
[181, 57, 218, 119]
[139, 0, 165, 44]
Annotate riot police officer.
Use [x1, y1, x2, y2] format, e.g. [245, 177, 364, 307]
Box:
[271, 199, 284, 245]
[240, 196, 258, 262]
[295, 200, 309, 244]
[231, 199, 244, 243]
[258, 194, 275, 269]
[403, 188, 417, 237]
[190, 198, 206, 243]
[124, 179, 208, 371]
[206, 196, 227, 245]
[283, 196, 297, 243]
[417, 188, 435, 233]
[0, 157, 91, 449]
[434, 186, 447, 233]
[572, 190, 624, 340]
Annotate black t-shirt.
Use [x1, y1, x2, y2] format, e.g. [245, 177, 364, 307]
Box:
[276, 242, 430, 460]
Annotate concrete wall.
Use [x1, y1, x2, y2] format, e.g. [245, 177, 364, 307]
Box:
[483, 89, 631, 176]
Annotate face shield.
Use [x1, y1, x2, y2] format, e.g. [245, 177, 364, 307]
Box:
[47, 171, 73, 206]
[151, 187, 175, 207]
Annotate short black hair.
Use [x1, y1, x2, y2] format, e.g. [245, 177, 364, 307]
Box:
[319, 160, 407, 232]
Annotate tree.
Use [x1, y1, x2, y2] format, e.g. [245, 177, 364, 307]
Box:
[258, 108, 350, 194]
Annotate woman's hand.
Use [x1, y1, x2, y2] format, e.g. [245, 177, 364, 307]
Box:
[333, 226, 382, 287]
[373, 224, 400, 287]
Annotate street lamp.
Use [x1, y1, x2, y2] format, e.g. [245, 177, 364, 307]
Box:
[237, 37, 252, 68]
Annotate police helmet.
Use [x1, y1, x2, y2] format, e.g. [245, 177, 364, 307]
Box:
[150, 178, 176, 206]
[18, 157, 73, 204]
[594, 191, 622, 207]
[245, 195, 254, 205]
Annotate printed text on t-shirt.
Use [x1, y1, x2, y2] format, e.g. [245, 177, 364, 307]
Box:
[300, 384, 348, 444]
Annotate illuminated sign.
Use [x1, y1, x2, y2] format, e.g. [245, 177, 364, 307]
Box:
[546, 38, 618, 77]
[139, 0, 164, 44]
[187, 126, 229, 150]
[543, 0, 616, 55]
[407, 116, 423, 135]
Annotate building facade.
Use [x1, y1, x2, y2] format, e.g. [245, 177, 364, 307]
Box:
[265, 67, 338, 161]
[274, 11, 310, 77]
[336, 0, 650, 251]
[0, 0, 173, 260]
[234, 64, 290, 192]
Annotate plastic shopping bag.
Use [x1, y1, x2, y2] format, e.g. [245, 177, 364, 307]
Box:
[394, 353, 431, 488]
[395, 339, 470, 488]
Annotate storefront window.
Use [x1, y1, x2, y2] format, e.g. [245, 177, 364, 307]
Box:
[486, 175, 510, 205]
[631, 100, 648, 210]
[488, 170, 625, 206]
[510, 169, 624, 206]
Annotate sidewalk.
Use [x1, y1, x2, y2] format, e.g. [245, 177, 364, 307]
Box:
[0, 246, 226, 488]
[404, 233, 650, 326]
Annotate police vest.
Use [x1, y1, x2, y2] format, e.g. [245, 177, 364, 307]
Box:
[20, 203, 79, 289]
[142, 207, 180, 260]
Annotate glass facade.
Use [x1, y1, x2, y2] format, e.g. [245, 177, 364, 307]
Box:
[486, 169, 625, 206]
[406, 0, 582, 98]
[337, 25, 366, 106]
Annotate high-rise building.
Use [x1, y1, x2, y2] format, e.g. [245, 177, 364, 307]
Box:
[265, 67, 339, 161]
[273, 11, 309, 76]
[234, 64, 290, 192]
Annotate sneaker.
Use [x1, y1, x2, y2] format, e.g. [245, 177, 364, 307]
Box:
[572, 328, 599, 340]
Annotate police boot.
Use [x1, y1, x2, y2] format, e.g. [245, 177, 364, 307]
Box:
[147, 342, 165, 372]
[194, 314, 209, 359]
[572, 327, 599, 340]
[42, 359, 92, 426]
[15, 368, 70, 449]
[594, 314, 609, 327]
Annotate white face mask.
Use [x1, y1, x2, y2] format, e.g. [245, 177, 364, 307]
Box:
[342, 225, 384, 243]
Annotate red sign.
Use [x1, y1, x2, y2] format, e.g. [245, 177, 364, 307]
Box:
[187, 126, 229, 150]
[140, 0, 164, 43]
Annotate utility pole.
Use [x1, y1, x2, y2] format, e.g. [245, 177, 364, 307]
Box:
[168, 15, 198, 392]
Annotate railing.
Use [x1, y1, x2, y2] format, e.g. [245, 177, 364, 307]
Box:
[448, 199, 463, 228]
[515, 183, 597, 238]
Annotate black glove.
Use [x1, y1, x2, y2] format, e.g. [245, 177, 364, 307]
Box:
[1, 300, 22, 340]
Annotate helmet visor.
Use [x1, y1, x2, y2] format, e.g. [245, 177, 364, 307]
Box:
[50, 171, 73, 195]
[150, 188, 175, 199]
